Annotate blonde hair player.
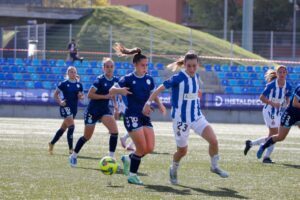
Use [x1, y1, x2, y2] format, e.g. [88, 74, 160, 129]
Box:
[49, 66, 84, 155]
[69, 57, 120, 167]
[244, 65, 292, 163]
[143, 51, 228, 185]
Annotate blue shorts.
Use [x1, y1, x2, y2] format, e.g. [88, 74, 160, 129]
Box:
[123, 113, 153, 132]
[60, 106, 77, 118]
[281, 108, 300, 128]
[84, 108, 112, 125]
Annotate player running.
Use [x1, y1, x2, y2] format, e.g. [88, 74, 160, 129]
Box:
[109, 43, 166, 185]
[244, 65, 292, 163]
[69, 58, 119, 167]
[143, 51, 228, 185]
[49, 66, 84, 155]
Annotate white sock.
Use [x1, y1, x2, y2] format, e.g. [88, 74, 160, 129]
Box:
[109, 151, 114, 157]
[251, 137, 267, 146]
[72, 152, 77, 158]
[172, 161, 180, 171]
[211, 155, 219, 170]
[129, 172, 136, 177]
[123, 133, 130, 140]
[264, 145, 275, 158]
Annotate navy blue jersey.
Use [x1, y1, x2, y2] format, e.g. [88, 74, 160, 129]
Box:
[117, 72, 155, 115]
[287, 84, 300, 112]
[281, 85, 300, 127]
[87, 75, 119, 114]
[57, 79, 83, 112]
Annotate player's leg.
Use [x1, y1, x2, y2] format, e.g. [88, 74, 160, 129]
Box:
[169, 120, 190, 184]
[263, 127, 278, 163]
[244, 110, 272, 155]
[64, 116, 75, 154]
[101, 115, 119, 158]
[125, 128, 147, 185]
[49, 121, 67, 155]
[200, 124, 228, 178]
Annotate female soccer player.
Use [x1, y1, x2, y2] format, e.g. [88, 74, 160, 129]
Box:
[244, 66, 292, 163]
[257, 84, 300, 159]
[143, 51, 228, 185]
[49, 66, 84, 155]
[69, 57, 119, 167]
[109, 43, 166, 185]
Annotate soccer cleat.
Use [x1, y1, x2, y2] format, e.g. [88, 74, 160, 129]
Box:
[128, 175, 143, 185]
[48, 143, 54, 155]
[257, 145, 265, 159]
[121, 155, 130, 176]
[262, 157, 274, 164]
[169, 165, 178, 185]
[210, 167, 229, 178]
[120, 136, 127, 149]
[244, 140, 252, 156]
[69, 154, 77, 167]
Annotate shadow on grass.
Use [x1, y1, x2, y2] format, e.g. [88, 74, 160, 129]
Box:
[55, 153, 101, 161]
[144, 184, 248, 199]
[76, 166, 148, 176]
[144, 184, 192, 195]
[281, 163, 300, 169]
[177, 185, 249, 199]
[151, 151, 171, 155]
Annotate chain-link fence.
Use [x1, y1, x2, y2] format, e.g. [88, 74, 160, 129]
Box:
[1, 24, 300, 65]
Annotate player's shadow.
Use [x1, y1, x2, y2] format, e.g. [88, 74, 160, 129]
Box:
[144, 184, 192, 195]
[177, 185, 249, 199]
[55, 154, 101, 161]
[76, 166, 148, 176]
[281, 163, 300, 169]
[151, 151, 171, 155]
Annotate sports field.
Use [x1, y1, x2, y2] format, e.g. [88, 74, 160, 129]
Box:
[1, 117, 299, 199]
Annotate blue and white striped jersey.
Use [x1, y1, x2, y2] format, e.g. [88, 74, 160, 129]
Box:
[163, 69, 201, 123]
[261, 79, 292, 115]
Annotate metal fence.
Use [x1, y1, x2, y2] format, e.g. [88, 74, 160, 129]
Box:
[1, 24, 300, 64]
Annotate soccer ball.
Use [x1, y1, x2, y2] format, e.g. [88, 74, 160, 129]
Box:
[99, 156, 118, 175]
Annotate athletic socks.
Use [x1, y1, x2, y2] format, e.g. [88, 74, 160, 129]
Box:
[50, 128, 65, 145]
[264, 144, 275, 158]
[74, 136, 87, 154]
[109, 133, 118, 157]
[171, 161, 180, 171]
[262, 137, 276, 150]
[211, 154, 220, 170]
[129, 154, 142, 174]
[67, 125, 75, 150]
[251, 137, 267, 146]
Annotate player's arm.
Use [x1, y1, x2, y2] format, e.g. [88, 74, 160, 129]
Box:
[259, 94, 280, 108]
[88, 87, 111, 100]
[292, 95, 300, 109]
[53, 89, 66, 106]
[109, 85, 132, 96]
[143, 84, 166, 116]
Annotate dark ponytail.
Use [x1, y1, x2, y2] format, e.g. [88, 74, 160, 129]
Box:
[113, 43, 147, 64]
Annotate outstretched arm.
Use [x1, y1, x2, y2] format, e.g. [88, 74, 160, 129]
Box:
[143, 84, 166, 116]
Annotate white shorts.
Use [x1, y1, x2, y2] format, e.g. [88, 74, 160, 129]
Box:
[172, 116, 210, 148]
[262, 109, 281, 128]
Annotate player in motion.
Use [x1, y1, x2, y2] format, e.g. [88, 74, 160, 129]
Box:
[143, 51, 228, 185]
[109, 43, 166, 185]
[257, 84, 300, 159]
[244, 65, 292, 163]
[69, 58, 119, 167]
[49, 66, 84, 155]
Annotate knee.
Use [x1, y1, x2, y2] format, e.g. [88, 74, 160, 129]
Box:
[277, 134, 286, 141]
[209, 138, 218, 148]
[146, 145, 154, 154]
[83, 135, 91, 141]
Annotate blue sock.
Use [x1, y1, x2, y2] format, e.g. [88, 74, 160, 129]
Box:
[50, 128, 65, 145]
[67, 125, 75, 150]
[74, 136, 87, 154]
[262, 137, 275, 149]
[109, 133, 118, 153]
[130, 154, 142, 174]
